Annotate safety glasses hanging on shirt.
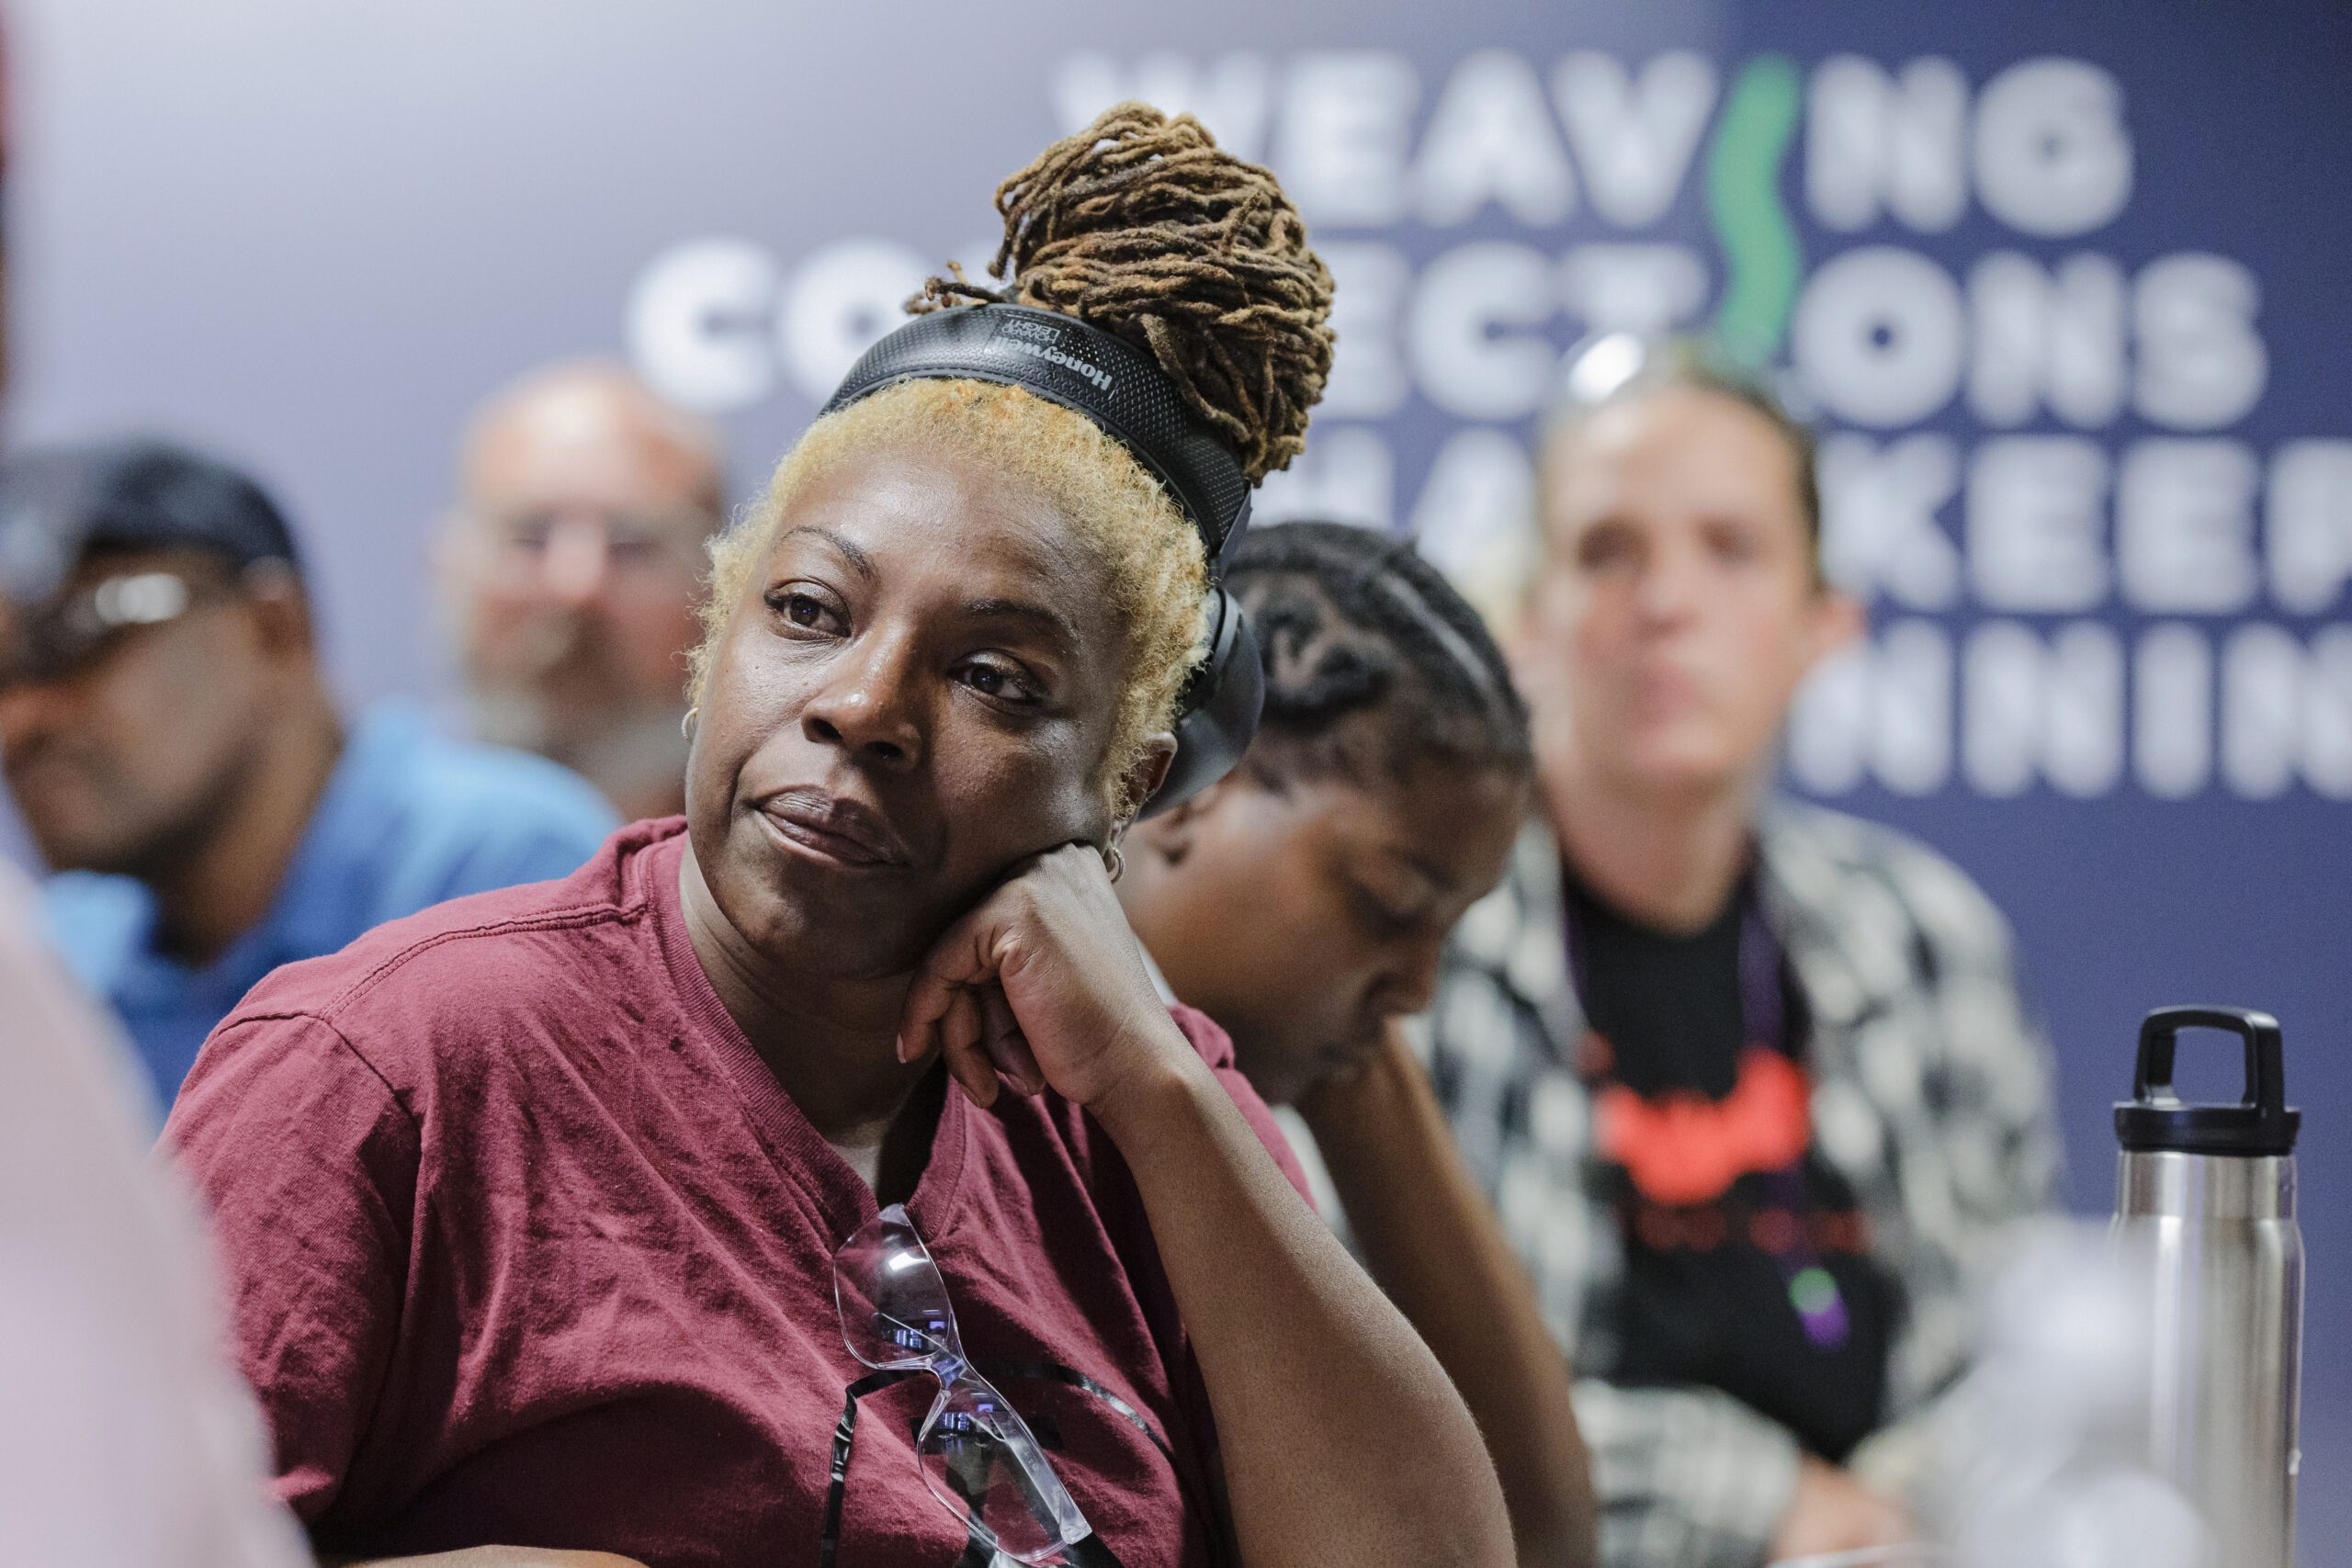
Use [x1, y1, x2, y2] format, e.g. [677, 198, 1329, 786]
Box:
[832, 1203, 1093, 1564]
[0, 567, 247, 690]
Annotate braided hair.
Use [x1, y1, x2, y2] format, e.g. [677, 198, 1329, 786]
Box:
[912, 102, 1335, 484]
[1227, 521, 1532, 791]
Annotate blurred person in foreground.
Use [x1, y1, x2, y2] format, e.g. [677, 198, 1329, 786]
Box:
[0, 440, 618, 1107]
[164, 107, 1513, 1567]
[1424, 341, 2061, 1567]
[0, 604, 306, 1567]
[1117, 519, 1597, 1568]
[0, 858, 308, 1567]
[0, 850, 308, 1567]
[437, 360, 726, 821]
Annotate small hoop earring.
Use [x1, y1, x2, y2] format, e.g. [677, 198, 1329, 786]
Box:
[681, 705, 699, 743]
[1102, 842, 1125, 884]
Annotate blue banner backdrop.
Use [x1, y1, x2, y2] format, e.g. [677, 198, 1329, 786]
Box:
[11, 0, 2346, 1550]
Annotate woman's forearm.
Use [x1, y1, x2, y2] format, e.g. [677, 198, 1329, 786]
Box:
[1090, 1043, 1514, 1568]
[1299, 1030, 1599, 1568]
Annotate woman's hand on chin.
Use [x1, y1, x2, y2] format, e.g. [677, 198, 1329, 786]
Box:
[898, 841, 1192, 1114]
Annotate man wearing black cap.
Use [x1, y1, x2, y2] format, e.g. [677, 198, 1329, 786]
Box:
[0, 439, 617, 1109]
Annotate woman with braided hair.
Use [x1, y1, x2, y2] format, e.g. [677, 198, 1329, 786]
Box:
[1115, 520, 1596, 1568]
[165, 106, 1511, 1568]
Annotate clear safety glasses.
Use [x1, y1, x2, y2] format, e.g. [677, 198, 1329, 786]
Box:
[831, 1203, 1091, 1564]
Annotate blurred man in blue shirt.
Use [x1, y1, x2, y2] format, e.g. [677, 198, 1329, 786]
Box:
[0, 440, 617, 1110]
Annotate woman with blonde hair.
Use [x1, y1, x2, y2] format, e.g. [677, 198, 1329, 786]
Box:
[167, 107, 1511, 1568]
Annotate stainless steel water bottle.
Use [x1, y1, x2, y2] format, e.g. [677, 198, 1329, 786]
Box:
[2112, 1006, 2303, 1568]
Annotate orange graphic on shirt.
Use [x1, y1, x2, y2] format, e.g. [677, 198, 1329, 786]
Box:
[1592, 1043, 1813, 1206]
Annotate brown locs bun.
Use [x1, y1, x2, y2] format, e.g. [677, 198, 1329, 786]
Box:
[911, 101, 1335, 485]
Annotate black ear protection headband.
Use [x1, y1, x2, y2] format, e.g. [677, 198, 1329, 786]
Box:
[822, 303, 1264, 818]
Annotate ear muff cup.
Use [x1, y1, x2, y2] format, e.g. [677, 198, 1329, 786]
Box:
[1145, 585, 1262, 818]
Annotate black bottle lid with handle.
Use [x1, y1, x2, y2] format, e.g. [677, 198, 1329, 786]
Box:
[2115, 1005, 2301, 1156]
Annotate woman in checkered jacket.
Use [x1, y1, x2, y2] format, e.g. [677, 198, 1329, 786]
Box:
[1424, 344, 2061, 1568]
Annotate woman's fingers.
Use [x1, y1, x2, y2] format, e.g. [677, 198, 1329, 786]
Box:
[944, 984, 1047, 1105]
[939, 990, 1000, 1109]
[941, 985, 983, 1062]
[899, 900, 1019, 1107]
[939, 986, 1002, 1109]
[978, 986, 1044, 1095]
[897, 899, 1003, 1064]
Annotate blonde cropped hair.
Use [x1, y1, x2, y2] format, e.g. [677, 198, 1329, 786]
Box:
[692, 379, 1208, 812]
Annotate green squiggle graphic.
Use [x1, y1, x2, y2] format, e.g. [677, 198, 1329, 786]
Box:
[1707, 55, 1804, 368]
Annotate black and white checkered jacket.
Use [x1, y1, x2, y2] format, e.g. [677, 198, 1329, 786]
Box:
[1418, 799, 2061, 1568]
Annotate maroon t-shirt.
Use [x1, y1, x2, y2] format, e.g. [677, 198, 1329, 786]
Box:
[165, 818, 1307, 1568]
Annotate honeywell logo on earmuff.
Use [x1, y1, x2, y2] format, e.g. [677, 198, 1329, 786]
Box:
[995, 319, 1114, 392]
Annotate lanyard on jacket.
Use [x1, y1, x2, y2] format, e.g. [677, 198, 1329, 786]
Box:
[1560, 872, 1854, 1352]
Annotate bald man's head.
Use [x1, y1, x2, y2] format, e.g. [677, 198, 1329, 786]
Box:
[439, 360, 726, 821]
[458, 361, 726, 519]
